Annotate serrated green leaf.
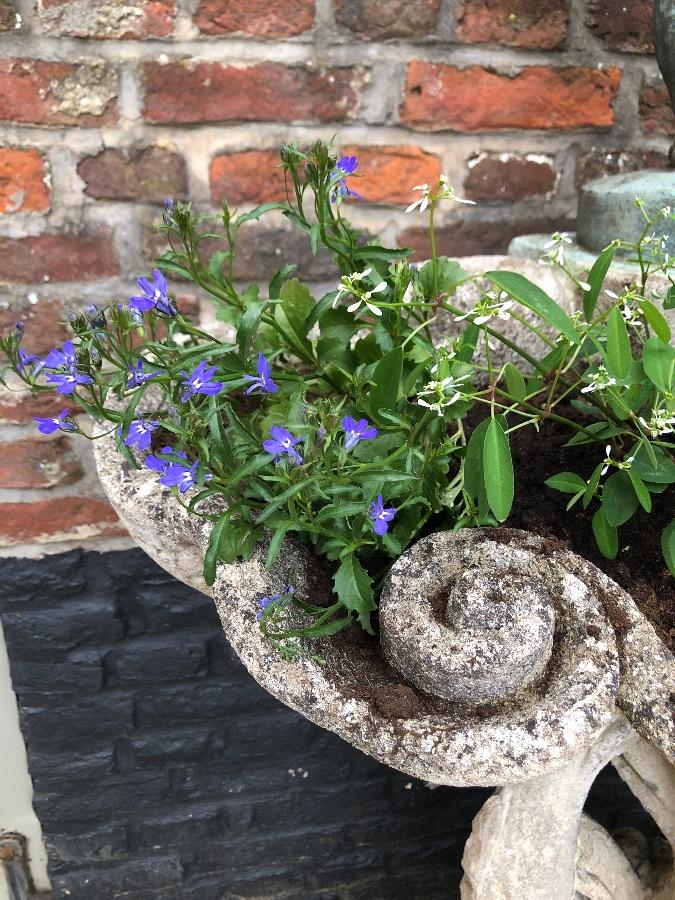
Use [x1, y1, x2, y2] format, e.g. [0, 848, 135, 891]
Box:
[333, 554, 376, 632]
[592, 508, 618, 559]
[545, 471, 587, 494]
[237, 297, 265, 362]
[304, 290, 339, 334]
[265, 522, 300, 570]
[483, 418, 514, 522]
[583, 244, 615, 321]
[203, 512, 231, 586]
[486, 270, 580, 345]
[268, 263, 297, 300]
[606, 307, 632, 379]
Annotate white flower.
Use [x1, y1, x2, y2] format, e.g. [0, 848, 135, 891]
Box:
[543, 231, 572, 265]
[580, 365, 616, 394]
[602, 443, 635, 475]
[455, 298, 513, 326]
[405, 177, 475, 213]
[346, 281, 387, 317]
[579, 281, 591, 292]
[332, 267, 374, 308]
[638, 408, 675, 436]
[405, 184, 430, 214]
[416, 375, 469, 416]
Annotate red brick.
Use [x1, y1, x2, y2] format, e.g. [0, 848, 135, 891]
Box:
[340, 145, 441, 204]
[335, 0, 440, 39]
[0, 497, 125, 545]
[464, 153, 556, 203]
[0, 0, 19, 31]
[210, 150, 287, 205]
[576, 149, 669, 187]
[0, 299, 68, 354]
[0, 231, 119, 284]
[400, 63, 621, 132]
[639, 83, 675, 135]
[0, 389, 78, 425]
[0, 437, 82, 489]
[143, 62, 363, 125]
[0, 59, 118, 127]
[398, 215, 576, 259]
[37, 0, 174, 38]
[0, 148, 50, 213]
[586, 0, 653, 53]
[455, 0, 568, 49]
[195, 0, 313, 36]
[78, 147, 187, 202]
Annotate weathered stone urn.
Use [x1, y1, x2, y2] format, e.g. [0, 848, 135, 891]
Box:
[93, 257, 674, 900]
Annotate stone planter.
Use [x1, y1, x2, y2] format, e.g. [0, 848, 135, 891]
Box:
[93, 256, 674, 900]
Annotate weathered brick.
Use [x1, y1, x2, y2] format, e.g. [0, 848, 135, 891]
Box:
[0, 0, 19, 31]
[0, 388, 78, 425]
[143, 62, 363, 124]
[37, 0, 175, 38]
[586, 0, 653, 53]
[2, 599, 122, 656]
[639, 82, 675, 135]
[0, 548, 86, 602]
[131, 725, 225, 765]
[398, 214, 576, 258]
[78, 147, 187, 201]
[195, 0, 314, 37]
[464, 152, 557, 202]
[576, 148, 669, 187]
[335, 0, 440, 39]
[401, 64, 621, 132]
[210, 149, 287, 205]
[0, 59, 117, 127]
[0, 437, 82, 489]
[455, 0, 568, 49]
[7, 650, 103, 694]
[104, 633, 209, 685]
[0, 299, 68, 353]
[0, 497, 124, 545]
[46, 823, 128, 867]
[339, 145, 441, 204]
[51, 857, 182, 900]
[0, 230, 119, 283]
[0, 147, 49, 213]
[22, 693, 132, 748]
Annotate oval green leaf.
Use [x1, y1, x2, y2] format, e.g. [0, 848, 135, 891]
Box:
[661, 520, 675, 577]
[642, 336, 675, 393]
[592, 508, 618, 559]
[606, 307, 632, 379]
[483, 418, 514, 522]
[486, 270, 580, 345]
[602, 470, 639, 527]
[545, 471, 587, 494]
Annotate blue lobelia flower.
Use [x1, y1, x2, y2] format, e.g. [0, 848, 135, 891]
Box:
[130, 269, 176, 318]
[263, 426, 303, 464]
[17, 348, 41, 374]
[368, 494, 396, 536]
[159, 459, 212, 494]
[244, 353, 279, 395]
[342, 416, 378, 452]
[123, 418, 160, 452]
[180, 360, 224, 402]
[127, 359, 160, 388]
[43, 340, 77, 372]
[46, 371, 93, 395]
[163, 197, 175, 225]
[145, 445, 187, 474]
[330, 155, 362, 203]
[34, 408, 78, 435]
[256, 585, 294, 621]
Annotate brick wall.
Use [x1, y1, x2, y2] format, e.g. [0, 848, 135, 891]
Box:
[0, 0, 673, 553]
[0, 547, 651, 899]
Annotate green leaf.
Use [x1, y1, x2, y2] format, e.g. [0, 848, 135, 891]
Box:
[235, 202, 287, 227]
[256, 475, 320, 524]
[483, 418, 514, 522]
[310, 222, 321, 256]
[303, 290, 339, 334]
[486, 270, 580, 345]
[268, 263, 297, 300]
[627, 469, 652, 513]
[369, 346, 403, 419]
[606, 307, 632, 379]
[630, 443, 675, 484]
[583, 244, 615, 322]
[642, 337, 675, 393]
[237, 297, 266, 362]
[275, 278, 315, 357]
[333, 555, 376, 632]
[545, 471, 587, 494]
[464, 418, 491, 498]
[418, 257, 467, 297]
[203, 512, 231, 586]
[637, 299, 671, 343]
[592, 508, 618, 559]
[583, 463, 604, 508]
[265, 522, 300, 570]
[661, 520, 675, 577]
[664, 284, 675, 311]
[602, 470, 639, 526]
[503, 362, 526, 401]
[226, 452, 272, 489]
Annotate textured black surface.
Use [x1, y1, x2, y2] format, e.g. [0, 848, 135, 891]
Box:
[0, 548, 648, 900]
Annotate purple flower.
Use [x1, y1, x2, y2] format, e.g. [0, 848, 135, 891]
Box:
[46, 371, 93, 395]
[127, 359, 160, 388]
[330, 155, 362, 203]
[15, 321, 24, 338]
[180, 360, 224, 402]
[123, 418, 160, 452]
[336, 155, 358, 176]
[85, 304, 106, 329]
[130, 269, 176, 318]
[43, 340, 77, 372]
[244, 353, 279, 395]
[145, 445, 187, 473]
[159, 459, 212, 494]
[34, 408, 77, 435]
[163, 197, 175, 225]
[368, 494, 396, 536]
[342, 416, 378, 452]
[263, 426, 303, 464]
[256, 585, 294, 621]
[17, 348, 40, 373]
